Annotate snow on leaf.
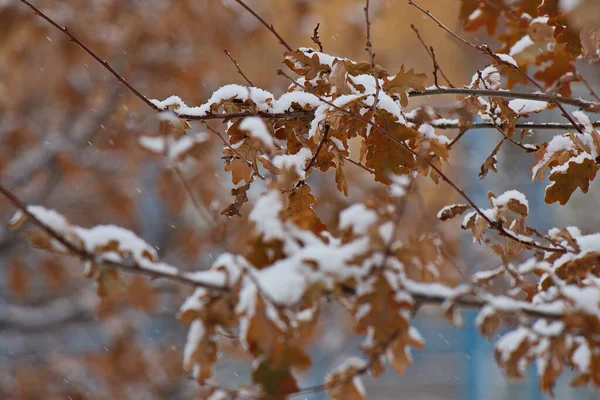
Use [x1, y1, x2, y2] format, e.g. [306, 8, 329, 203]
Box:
[545, 153, 599, 205]
[239, 117, 275, 152]
[338, 204, 378, 236]
[325, 357, 368, 400]
[508, 99, 549, 115]
[183, 320, 217, 384]
[491, 190, 529, 217]
[494, 327, 537, 379]
[496, 53, 519, 67]
[249, 191, 285, 241]
[476, 305, 501, 338]
[437, 204, 472, 221]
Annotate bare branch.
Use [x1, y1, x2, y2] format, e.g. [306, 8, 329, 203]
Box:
[18, 0, 160, 112]
[410, 24, 454, 88]
[231, 0, 293, 51]
[224, 49, 255, 87]
[409, 87, 599, 112]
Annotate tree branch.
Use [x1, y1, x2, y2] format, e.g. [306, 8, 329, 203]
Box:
[231, 0, 293, 51]
[277, 69, 565, 254]
[408, 87, 599, 111]
[407, 0, 587, 133]
[0, 184, 229, 293]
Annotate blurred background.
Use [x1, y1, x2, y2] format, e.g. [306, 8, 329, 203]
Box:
[0, 0, 599, 398]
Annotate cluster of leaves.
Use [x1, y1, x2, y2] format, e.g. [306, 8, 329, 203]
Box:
[5, 0, 600, 399]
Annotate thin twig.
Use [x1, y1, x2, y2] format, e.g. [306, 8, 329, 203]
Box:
[232, 0, 292, 51]
[20, 0, 600, 122]
[343, 157, 375, 174]
[173, 167, 217, 227]
[364, 0, 381, 110]
[304, 125, 330, 173]
[410, 24, 454, 88]
[223, 49, 255, 87]
[311, 23, 324, 52]
[577, 72, 600, 102]
[433, 120, 600, 130]
[19, 0, 160, 112]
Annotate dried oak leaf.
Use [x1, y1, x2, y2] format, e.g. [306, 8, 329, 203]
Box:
[538, 0, 583, 58]
[286, 184, 326, 233]
[334, 154, 348, 196]
[437, 204, 472, 221]
[479, 139, 504, 179]
[534, 46, 576, 96]
[386, 329, 425, 375]
[243, 294, 311, 396]
[283, 50, 331, 81]
[96, 267, 126, 300]
[459, 0, 502, 36]
[183, 320, 218, 385]
[7, 260, 28, 301]
[326, 358, 367, 400]
[221, 179, 252, 217]
[354, 275, 414, 376]
[364, 116, 418, 184]
[383, 65, 427, 107]
[545, 155, 599, 205]
[330, 59, 351, 96]
[252, 359, 299, 397]
[476, 306, 501, 339]
[462, 212, 489, 242]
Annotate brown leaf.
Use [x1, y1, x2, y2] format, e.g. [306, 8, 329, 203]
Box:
[364, 118, 417, 184]
[283, 50, 330, 81]
[330, 59, 351, 95]
[286, 185, 326, 233]
[479, 139, 504, 179]
[97, 267, 125, 300]
[183, 320, 218, 385]
[387, 329, 425, 375]
[326, 359, 367, 400]
[383, 65, 427, 107]
[7, 261, 28, 301]
[460, 0, 502, 36]
[224, 157, 252, 185]
[545, 155, 599, 205]
[438, 204, 472, 221]
[127, 276, 155, 311]
[221, 180, 252, 217]
[252, 359, 299, 397]
[477, 307, 501, 338]
[462, 212, 489, 242]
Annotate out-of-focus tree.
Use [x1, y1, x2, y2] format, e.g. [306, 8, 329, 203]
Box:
[1, 0, 600, 399]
